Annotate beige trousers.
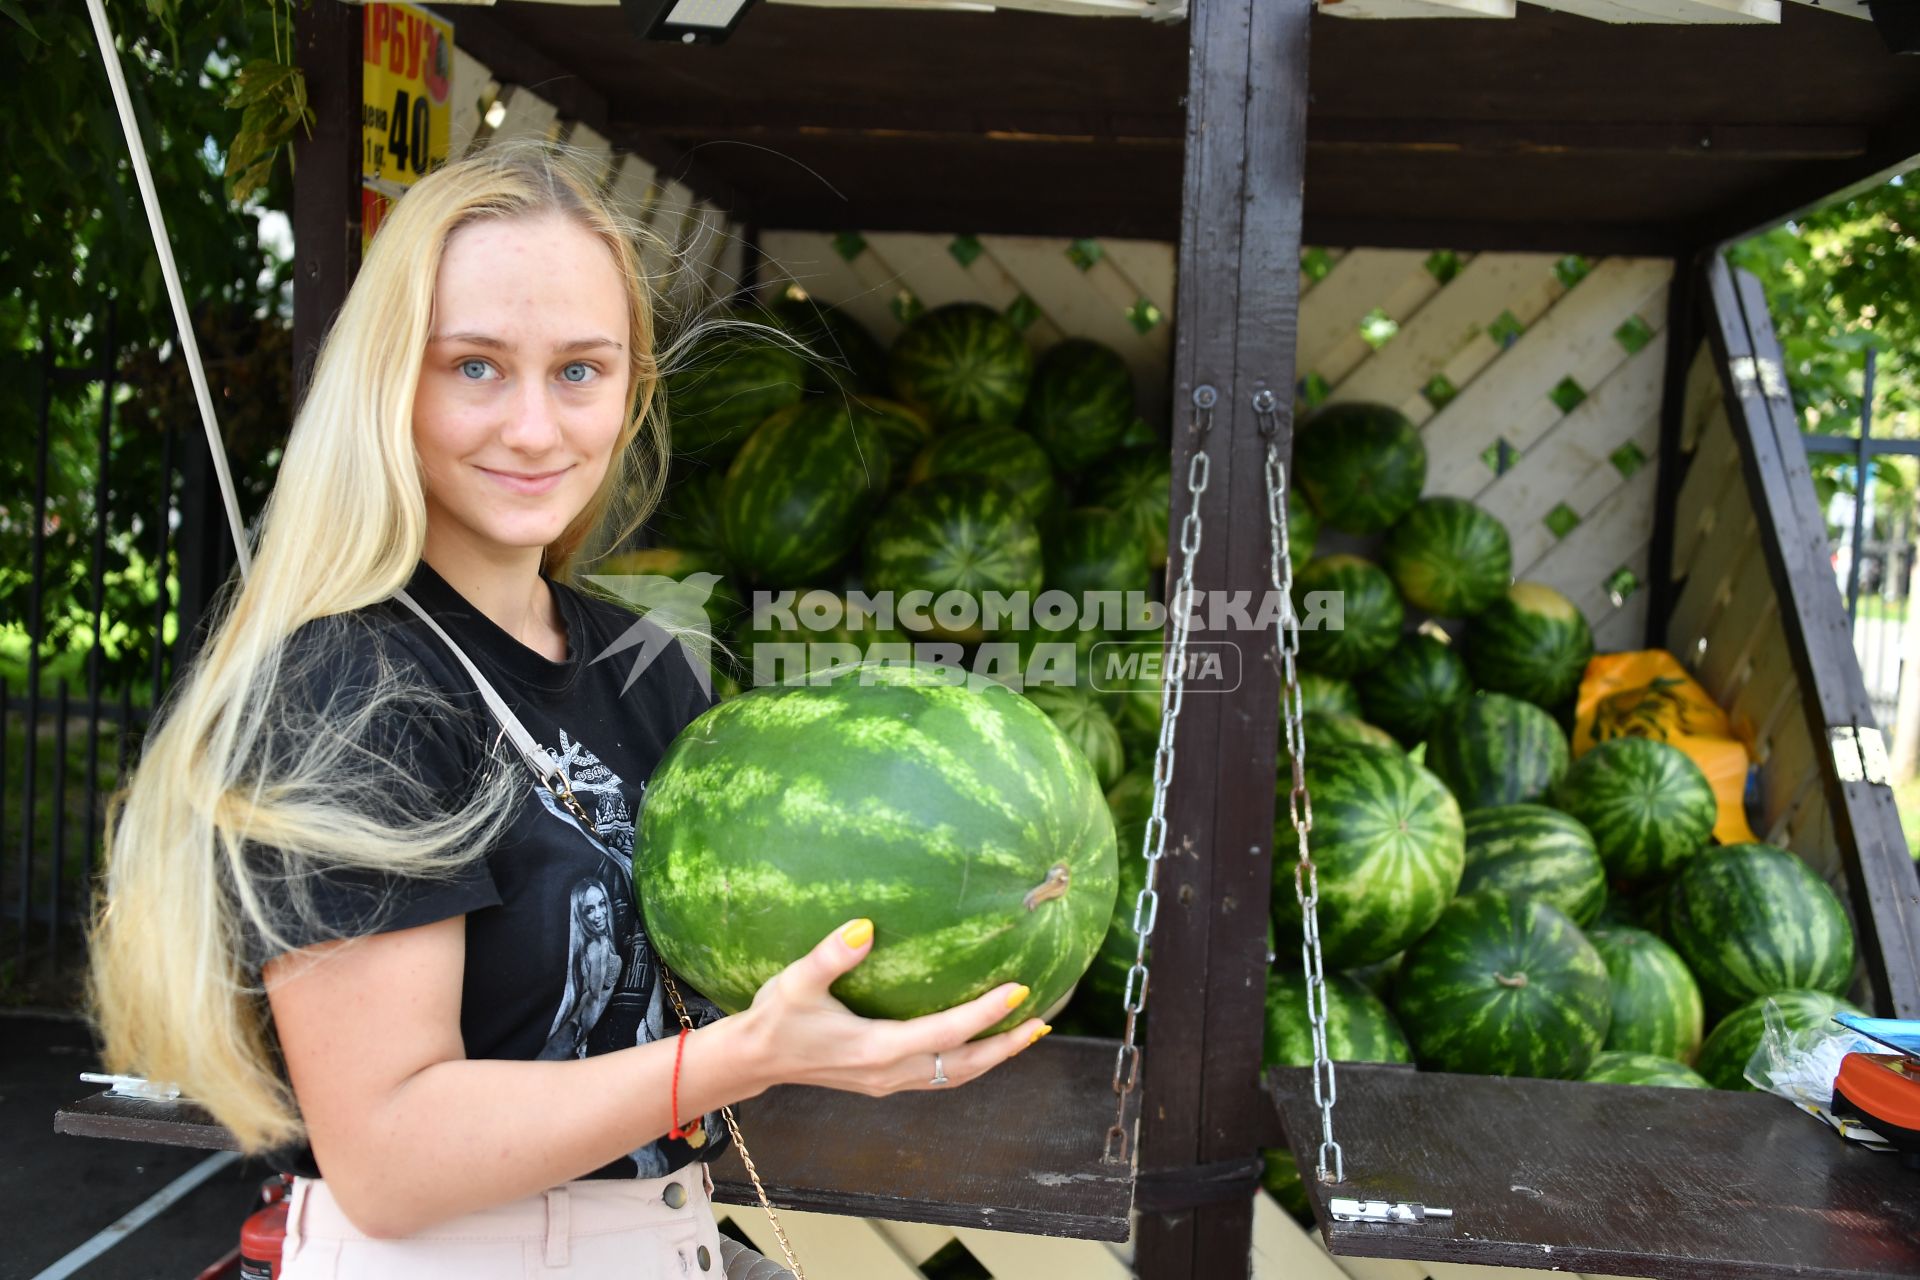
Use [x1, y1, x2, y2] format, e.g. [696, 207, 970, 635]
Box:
[278, 1161, 726, 1278]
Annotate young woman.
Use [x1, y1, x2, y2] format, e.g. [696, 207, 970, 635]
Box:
[88, 146, 1047, 1277]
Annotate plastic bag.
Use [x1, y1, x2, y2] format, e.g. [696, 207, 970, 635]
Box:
[1745, 1000, 1893, 1147]
[1572, 650, 1758, 845]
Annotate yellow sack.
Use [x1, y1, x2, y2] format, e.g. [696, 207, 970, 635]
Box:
[1572, 651, 1758, 846]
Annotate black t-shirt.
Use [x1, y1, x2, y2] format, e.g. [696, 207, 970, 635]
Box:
[258, 562, 727, 1180]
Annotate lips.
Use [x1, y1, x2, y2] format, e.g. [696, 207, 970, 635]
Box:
[478, 464, 572, 496]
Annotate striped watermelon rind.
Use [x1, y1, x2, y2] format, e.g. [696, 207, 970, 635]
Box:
[767, 295, 891, 396]
[1021, 338, 1135, 471]
[1424, 693, 1571, 812]
[1295, 555, 1405, 678]
[635, 663, 1118, 1034]
[890, 302, 1034, 429]
[1073, 768, 1153, 1035]
[1588, 925, 1705, 1064]
[863, 475, 1044, 642]
[1666, 843, 1857, 1013]
[1296, 671, 1361, 719]
[1297, 712, 1399, 756]
[1465, 582, 1595, 710]
[1460, 804, 1607, 927]
[1696, 989, 1861, 1090]
[1384, 496, 1514, 619]
[1271, 743, 1465, 970]
[666, 320, 810, 458]
[1085, 448, 1172, 570]
[1263, 968, 1413, 1069]
[1026, 683, 1127, 791]
[1551, 736, 1716, 886]
[850, 398, 937, 475]
[1045, 507, 1152, 603]
[1361, 633, 1473, 747]
[1295, 402, 1427, 534]
[1393, 890, 1613, 1079]
[721, 400, 890, 584]
[1287, 489, 1319, 573]
[1581, 1051, 1710, 1089]
[908, 423, 1056, 518]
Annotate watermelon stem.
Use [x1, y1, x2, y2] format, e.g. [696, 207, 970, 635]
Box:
[1024, 863, 1073, 911]
[1494, 972, 1529, 989]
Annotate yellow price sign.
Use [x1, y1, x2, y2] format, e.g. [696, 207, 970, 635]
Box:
[361, 3, 454, 247]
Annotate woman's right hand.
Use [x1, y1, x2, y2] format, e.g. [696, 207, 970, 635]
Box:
[732, 918, 1048, 1099]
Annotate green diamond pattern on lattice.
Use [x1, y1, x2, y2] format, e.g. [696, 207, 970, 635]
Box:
[1549, 376, 1588, 415]
[1360, 307, 1399, 350]
[1487, 309, 1525, 348]
[1005, 293, 1041, 332]
[1126, 297, 1164, 335]
[1604, 566, 1642, 607]
[1545, 503, 1582, 540]
[1615, 314, 1654, 355]
[1425, 250, 1464, 285]
[1301, 247, 1335, 283]
[1422, 372, 1459, 411]
[1068, 238, 1104, 272]
[832, 232, 868, 262]
[1480, 438, 1518, 475]
[1299, 372, 1332, 408]
[1554, 254, 1593, 289]
[1611, 441, 1647, 479]
[891, 289, 924, 326]
[948, 234, 984, 269]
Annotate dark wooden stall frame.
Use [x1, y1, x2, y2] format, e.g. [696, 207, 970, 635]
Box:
[63, 3, 1920, 1278]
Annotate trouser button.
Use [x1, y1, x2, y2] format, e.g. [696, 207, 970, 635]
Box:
[663, 1180, 688, 1209]
[696, 1244, 713, 1271]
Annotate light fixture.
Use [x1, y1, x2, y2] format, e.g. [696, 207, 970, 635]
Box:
[619, 0, 758, 45]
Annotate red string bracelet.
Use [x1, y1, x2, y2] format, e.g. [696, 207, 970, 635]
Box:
[667, 1026, 695, 1140]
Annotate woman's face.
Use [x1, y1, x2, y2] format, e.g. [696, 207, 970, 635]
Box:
[582, 884, 609, 933]
[414, 212, 631, 560]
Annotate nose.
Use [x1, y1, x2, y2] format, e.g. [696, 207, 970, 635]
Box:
[499, 378, 564, 454]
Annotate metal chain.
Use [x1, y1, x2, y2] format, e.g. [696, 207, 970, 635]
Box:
[553, 773, 806, 1278]
[1254, 387, 1343, 1186]
[1104, 384, 1215, 1165]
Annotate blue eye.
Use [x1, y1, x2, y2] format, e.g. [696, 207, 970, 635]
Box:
[560, 362, 596, 384]
[458, 358, 494, 381]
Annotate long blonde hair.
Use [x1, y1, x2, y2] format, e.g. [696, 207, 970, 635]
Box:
[88, 144, 676, 1152]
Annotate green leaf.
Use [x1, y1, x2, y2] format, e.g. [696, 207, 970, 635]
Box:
[1, 1, 45, 42]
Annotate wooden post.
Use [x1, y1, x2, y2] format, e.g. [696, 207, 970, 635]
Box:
[1135, 1, 1309, 1276]
[293, 0, 363, 399]
[1887, 546, 1920, 781]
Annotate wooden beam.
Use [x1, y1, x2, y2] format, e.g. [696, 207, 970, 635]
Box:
[1643, 250, 1708, 649]
[1693, 126, 1920, 248]
[1300, 214, 1686, 256]
[292, 0, 361, 397]
[1527, 0, 1780, 24]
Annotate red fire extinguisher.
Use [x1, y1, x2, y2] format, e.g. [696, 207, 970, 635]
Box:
[239, 1174, 295, 1278]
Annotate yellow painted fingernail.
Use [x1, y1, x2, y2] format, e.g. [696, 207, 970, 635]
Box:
[840, 918, 874, 950]
[1005, 984, 1031, 1010]
[1029, 1023, 1052, 1045]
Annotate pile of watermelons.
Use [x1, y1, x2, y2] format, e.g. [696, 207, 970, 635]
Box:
[1239, 400, 1862, 1218]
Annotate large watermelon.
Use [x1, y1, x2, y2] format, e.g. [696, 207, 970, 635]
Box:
[1360, 634, 1472, 746]
[721, 400, 890, 584]
[1581, 1051, 1709, 1089]
[1295, 711, 1399, 757]
[908, 423, 1056, 518]
[1022, 339, 1135, 470]
[635, 664, 1117, 1032]
[1264, 968, 1414, 1069]
[1465, 582, 1594, 709]
[666, 319, 810, 458]
[1384, 497, 1513, 618]
[1271, 743, 1465, 970]
[1296, 670, 1361, 718]
[651, 464, 731, 556]
[1666, 843, 1857, 1012]
[1295, 555, 1404, 677]
[1026, 684, 1127, 790]
[1393, 890, 1612, 1078]
[1460, 804, 1606, 927]
[1085, 448, 1172, 570]
[1074, 770, 1153, 1035]
[767, 295, 891, 395]
[1046, 508, 1152, 603]
[850, 398, 937, 475]
[1551, 737, 1715, 886]
[1424, 693, 1570, 812]
[1287, 489, 1319, 573]
[890, 303, 1033, 428]
[864, 476, 1044, 643]
[1696, 989, 1860, 1090]
[1295, 403, 1426, 534]
[1588, 925, 1704, 1063]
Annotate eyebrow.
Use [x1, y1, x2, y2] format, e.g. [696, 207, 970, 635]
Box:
[430, 332, 624, 354]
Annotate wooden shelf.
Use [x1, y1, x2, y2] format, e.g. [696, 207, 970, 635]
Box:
[55, 1035, 1136, 1242]
[1269, 1063, 1920, 1280]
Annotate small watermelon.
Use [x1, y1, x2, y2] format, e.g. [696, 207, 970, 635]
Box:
[1085, 448, 1172, 569]
[1666, 843, 1857, 1013]
[1348, 953, 1404, 1002]
[850, 398, 936, 474]
[1295, 555, 1404, 677]
[1581, 1051, 1710, 1089]
[1588, 925, 1704, 1064]
[863, 476, 1044, 643]
[721, 400, 890, 584]
[1293, 711, 1399, 758]
[908, 423, 1056, 519]
[666, 319, 810, 458]
[1026, 684, 1127, 791]
[1287, 489, 1319, 573]
[1424, 693, 1570, 812]
[1022, 339, 1135, 470]
[1271, 743, 1465, 970]
[1295, 671, 1361, 718]
[1384, 496, 1513, 618]
[1264, 967, 1414, 1069]
[1295, 403, 1426, 534]
[1465, 582, 1594, 710]
[890, 303, 1033, 428]
[651, 464, 731, 557]
[1360, 633, 1472, 747]
[1696, 989, 1860, 1090]
[1551, 737, 1716, 886]
[1046, 508, 1151, 603]
[1393, 890, 1612, 1079]
[1460, 804, 1606, 927]
[767, 294, 891, 395]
